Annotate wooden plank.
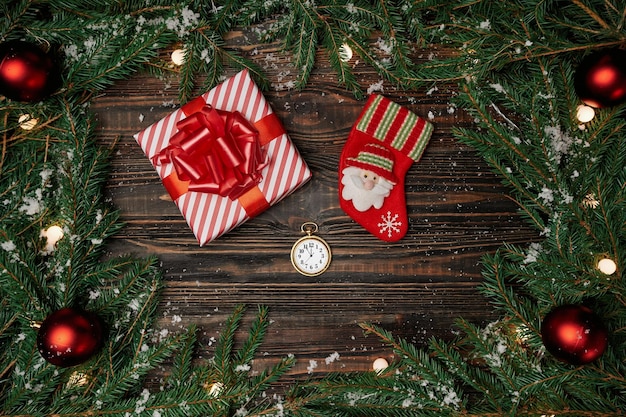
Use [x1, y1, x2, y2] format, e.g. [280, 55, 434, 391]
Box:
[92, 33, 538, 380]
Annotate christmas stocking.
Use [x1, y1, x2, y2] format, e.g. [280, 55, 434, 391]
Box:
[339, 95, 433, 241]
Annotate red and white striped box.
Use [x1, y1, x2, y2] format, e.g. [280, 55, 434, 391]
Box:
[134, 70, 311, 245]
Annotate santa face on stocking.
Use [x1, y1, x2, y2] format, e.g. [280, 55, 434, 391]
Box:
[340, 142, 397, 212]
[341, 167, 394, 211]
[338, 95, 433, 242]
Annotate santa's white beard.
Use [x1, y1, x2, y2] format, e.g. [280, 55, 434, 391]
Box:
[341, 166, 394, 212]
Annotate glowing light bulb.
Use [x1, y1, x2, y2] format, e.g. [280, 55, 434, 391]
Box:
[42, 225, 64, 253]
[576, 104, 595, 123]
[372, 357, 388, 372]
[339, 43, 353, 62]
[18, 114, 38, 130]
[597, 258, 617, 275]
[171, 48, 186, 66]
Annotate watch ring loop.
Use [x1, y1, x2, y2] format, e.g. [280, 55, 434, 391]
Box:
[300, 222, 318, 235]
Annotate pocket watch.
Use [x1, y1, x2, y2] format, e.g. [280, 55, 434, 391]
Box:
[290, 222, 331, 276]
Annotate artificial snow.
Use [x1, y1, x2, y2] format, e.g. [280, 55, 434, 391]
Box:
[134, 388, 151, 414]
[40, 168, 53, 182]
[235, 364, 251, 372]
[538, 187, 554, 205]
[64, 44, 79, 61]
[325, 352, 340, 364]
[523, 242, 542, 264]
[374, 37, 394, 55]
[1, 240, 16, 252]
[426, 86, 438, 96]
[19, 195, 43, 216]
[128, 299, 141, 311]
[489, 83, 505, 94]
[367, 80, 384, 94]
[165, 7, 200, 37]
[200, 49, 211, 64]
[440, 385, 461, 407]
[544, 125, 574, 165]
[346, 391, 377, 406]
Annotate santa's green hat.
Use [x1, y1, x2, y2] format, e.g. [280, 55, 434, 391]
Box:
[345, 142, 398, 184]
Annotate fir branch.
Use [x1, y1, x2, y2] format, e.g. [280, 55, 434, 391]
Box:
[571, 0, 611, 30]
[0, 0, 33, 39]
[234, 305, 269, 368]
[478, 249, 540, 332]
[213, 303, 245, 380]
[166, 324, 198, 389]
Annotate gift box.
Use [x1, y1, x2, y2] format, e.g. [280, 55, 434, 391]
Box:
[134, 70, 312, 245]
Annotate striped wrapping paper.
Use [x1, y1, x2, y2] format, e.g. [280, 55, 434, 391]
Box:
[134, 70, 311, 246]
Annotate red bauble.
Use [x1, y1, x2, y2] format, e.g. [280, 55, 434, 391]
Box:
[0, 40, 61, 102]
[36, 307, 104, 367]
[541, 304, 608, 365]
[574, 48, 626, 108]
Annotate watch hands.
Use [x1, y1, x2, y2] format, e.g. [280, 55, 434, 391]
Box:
[301, 249, 313, 264]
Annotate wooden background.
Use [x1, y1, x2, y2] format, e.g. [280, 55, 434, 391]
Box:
[92, 30, 538, 382]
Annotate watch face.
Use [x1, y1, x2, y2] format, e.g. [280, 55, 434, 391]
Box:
[291, 236, 331, 276]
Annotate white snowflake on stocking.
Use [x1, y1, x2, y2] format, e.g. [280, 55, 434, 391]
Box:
[378, 211, 402, 238]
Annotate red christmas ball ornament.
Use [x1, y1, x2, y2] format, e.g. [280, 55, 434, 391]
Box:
[0, 40, 61, 102]
[541, 304, 608, 365]
[36, 307, 104, 367]
[574, 48, 626, 108]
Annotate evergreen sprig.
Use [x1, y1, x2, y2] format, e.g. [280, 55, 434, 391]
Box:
[2, 0, 626, 416]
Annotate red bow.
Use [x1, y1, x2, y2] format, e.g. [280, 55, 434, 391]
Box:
[152, 105, 268, 201]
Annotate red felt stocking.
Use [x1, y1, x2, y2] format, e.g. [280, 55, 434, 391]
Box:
[339, 95, 433, 241]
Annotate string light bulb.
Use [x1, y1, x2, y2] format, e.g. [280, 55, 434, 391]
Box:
[597, 257, 617, 275]
[18, 114, 38, 130]
[45, 225, 64, 245]
[372, 357, 389, 372]
[339, 43, 353, 62]
[41, 225, 64, 253]
[576, 104, 595, 123]
[171, 48, 186, 66]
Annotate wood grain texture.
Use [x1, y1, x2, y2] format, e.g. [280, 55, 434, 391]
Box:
[92, 31, 538, 380]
